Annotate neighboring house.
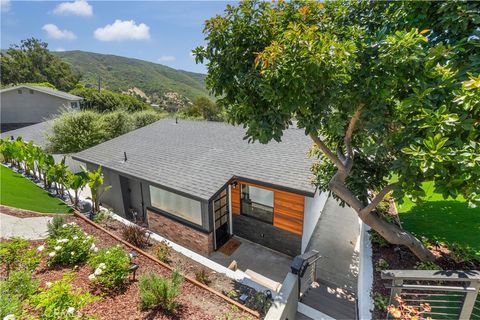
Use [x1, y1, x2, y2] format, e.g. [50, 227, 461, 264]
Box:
[73, 119, 329, 257]
[0, 121, 83, 173]
[0, 85, 82, 132]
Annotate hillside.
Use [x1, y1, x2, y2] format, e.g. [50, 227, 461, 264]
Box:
[55, 50, 209, 110]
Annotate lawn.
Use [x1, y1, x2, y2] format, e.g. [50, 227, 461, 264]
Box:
[397, 181, 480, 251]
[0, 165, 72, 213]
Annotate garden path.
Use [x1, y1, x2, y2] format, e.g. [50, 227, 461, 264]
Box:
[0, 212, 52, 240]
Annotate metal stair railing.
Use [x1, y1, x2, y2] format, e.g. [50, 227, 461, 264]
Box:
[290, 250, 320, 298]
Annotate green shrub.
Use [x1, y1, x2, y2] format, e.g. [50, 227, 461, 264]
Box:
[100, 111, 134, 140]
[130, 110, 163, 129]
[0, 237, 40, 275]
[0, 270, 39, 319]
[70, 86, 149, 112]
[139, 272, 183, 312]
[154, 241, 171, 263]
[375, 258, 390, 272]
[45, 222, 96, 267]
[47, 216, 66, 238]
[373, 292, 389, 312]
[47, 110, 106, 154]
[32, 272, 97, 320]
[368, 230, 390, 248]
[122, 224, 148, 248]
[414, 261, 442, 270]
[246, 291, 272, 314]
[88, 246, 130, 290]
[194, 269, 211, 285]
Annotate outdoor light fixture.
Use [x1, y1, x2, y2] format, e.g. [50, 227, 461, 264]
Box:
[231, 181, 238, 189]
[394, 246, 403, 260]
[129, 251, 138, 259]
[239, 294, 248, 304]
[434, 240, 440, 250]
[128, 264, 139, 281]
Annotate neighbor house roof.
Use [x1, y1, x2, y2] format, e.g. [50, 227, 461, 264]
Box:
[73, 119, 317, 201]
[0, 120, 53, 149]
[0, 85, 82, 101]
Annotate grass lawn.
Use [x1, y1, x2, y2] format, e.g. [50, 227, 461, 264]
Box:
[0, 165, 72, 213]
[397, 181, 480, 251]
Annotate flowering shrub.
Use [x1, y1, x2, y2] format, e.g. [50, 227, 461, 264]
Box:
[32, 272, 97, 320]
[0, 237, 40, 276]
[45, 222, 97, 267]
[87, 245, 131, 290]
[388, 295, 432, 320]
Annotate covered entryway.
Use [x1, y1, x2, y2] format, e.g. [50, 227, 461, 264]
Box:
[213, 188, 230, 250]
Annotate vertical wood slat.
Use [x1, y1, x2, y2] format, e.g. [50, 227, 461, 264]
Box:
[229, 180, 304, 234]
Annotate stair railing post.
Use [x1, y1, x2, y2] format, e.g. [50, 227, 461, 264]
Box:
[459, 280, 480, 319]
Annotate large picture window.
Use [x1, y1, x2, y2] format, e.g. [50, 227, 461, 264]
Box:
[149, 186, 202, 225]
[240, 184, 274, 224]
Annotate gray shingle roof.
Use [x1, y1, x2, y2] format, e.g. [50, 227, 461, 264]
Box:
[73, 119, 317, 201]
[0, 85, 82, 101]
[0, 121, 53, 149]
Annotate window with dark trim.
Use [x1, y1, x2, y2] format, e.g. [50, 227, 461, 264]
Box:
[240, 184, 274, 224]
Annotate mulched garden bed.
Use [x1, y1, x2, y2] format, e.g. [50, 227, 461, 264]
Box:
[371, 237, 480, 319]
[96, 216, 270, 315]
[0, 211, 257, 320]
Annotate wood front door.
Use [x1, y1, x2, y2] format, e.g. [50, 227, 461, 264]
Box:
[213, 189, 230, 250]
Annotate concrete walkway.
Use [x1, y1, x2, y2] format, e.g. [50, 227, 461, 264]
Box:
[299, 196, 360, 319]
[0, 212, 52, 240]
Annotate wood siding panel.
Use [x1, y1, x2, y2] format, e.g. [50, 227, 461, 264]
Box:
[231, 185, 240, 215]
[233, 180, 304, 235]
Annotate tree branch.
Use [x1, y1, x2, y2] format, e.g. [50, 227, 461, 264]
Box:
[344, 104, 364, 159]
[309, 133, 346, 171]
[359, 183, 397, 218]
[336, 143, 346, 164]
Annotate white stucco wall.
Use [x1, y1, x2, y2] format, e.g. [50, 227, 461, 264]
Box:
[302, 189, 329, 253]
[1, 88, 76, 124]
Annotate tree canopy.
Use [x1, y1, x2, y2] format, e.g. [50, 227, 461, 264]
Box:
[0, 38, 80, 91]
[195, 0, 480, 261]
[69, 86, 150, 112]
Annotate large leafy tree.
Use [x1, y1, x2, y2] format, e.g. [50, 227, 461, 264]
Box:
[194, 0, 480, 261]
[0, 38, 80, 91]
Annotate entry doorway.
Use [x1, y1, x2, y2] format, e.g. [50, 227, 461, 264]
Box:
[213, 188, 230, 250]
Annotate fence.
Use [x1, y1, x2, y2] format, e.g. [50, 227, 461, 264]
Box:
[381, 270, 480, 320]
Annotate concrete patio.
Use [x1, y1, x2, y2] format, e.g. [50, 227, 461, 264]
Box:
[210, 236, 292, 285]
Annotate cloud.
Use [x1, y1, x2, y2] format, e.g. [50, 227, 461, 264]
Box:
[94, 20, 150, 42]
[53, 0, 92, 17]
[1, 0, 11, 12]
[42, 24, 77, 40]
[54, 47, 66, 52]
[158, 55, 176, 62]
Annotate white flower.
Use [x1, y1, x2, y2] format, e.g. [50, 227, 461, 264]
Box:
[93, 247, 98, 252]
[57, 239, 62, 243]
[86, 235, 92, 240]
[89, 244, 96, 251]
[71, 252, 75, 256]
[88, 274, 96, 281]
[62, 224, 68, 228]
[37, 245, 45, 252]
[48, 252, 56, 257]
[73, 235, 78, 240]
[54, 246, 62, 251]
[106, 251, 110, 254]
[45, 282, 52, 288]
[3, 314, 15, 320]
[98, 263, 106, 269]
[66, 307, 75, 315]
[61, 238, 69, 243]
[94, 268, 103, 276]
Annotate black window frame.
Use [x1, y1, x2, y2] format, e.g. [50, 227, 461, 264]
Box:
[240, 184, 274, 224]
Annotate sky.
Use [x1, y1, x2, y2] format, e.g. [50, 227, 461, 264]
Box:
[0, 0, 235, 74]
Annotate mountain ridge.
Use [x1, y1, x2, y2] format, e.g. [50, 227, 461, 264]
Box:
[54, 50, 209, 108]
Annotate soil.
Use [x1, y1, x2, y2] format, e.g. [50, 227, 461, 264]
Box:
[0, 212, 257, 320]
[96, 216, 269, 315]
[371, 238, 480, 319]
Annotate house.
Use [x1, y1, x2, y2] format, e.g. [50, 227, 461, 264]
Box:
[73, 119, 329, 257]
[0, 85, 82, 132]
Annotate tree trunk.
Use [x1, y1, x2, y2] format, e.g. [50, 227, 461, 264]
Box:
[361, 210, 436, 261]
